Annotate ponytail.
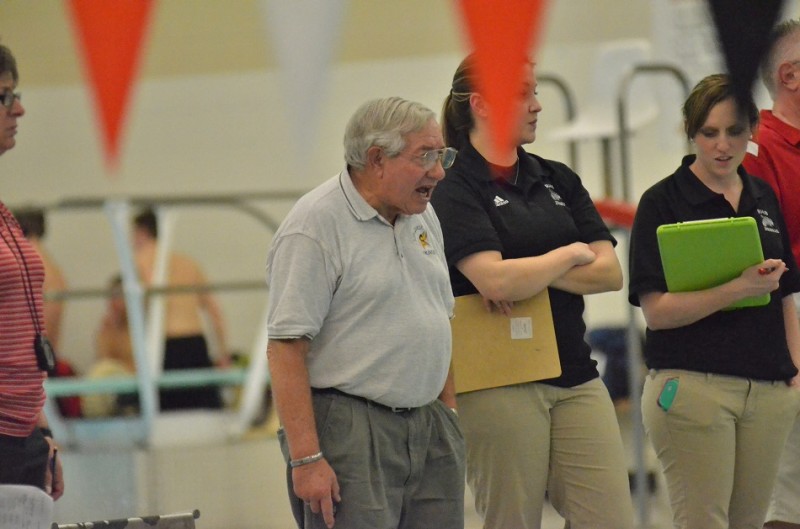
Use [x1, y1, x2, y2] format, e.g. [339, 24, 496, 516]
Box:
[441, 55, 476, 149]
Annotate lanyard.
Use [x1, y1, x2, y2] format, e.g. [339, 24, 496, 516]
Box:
[0, 212, 43, 335]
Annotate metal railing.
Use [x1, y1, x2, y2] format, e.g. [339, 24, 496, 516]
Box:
[538, 72, 579, 169]
[617, 63, 692, 201]
[34, 191, 305, 447]
[615, 63, 692, 527]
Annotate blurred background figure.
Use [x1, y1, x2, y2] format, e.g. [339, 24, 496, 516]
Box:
[94, 274, 134, 372]
[82, 274, 137, 418]
[132, 207, 228, 410]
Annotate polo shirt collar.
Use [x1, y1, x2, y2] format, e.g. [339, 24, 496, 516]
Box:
[339, 167, 380, 222]
[760, 109, 800, 147]
[674, 154, 765, 208]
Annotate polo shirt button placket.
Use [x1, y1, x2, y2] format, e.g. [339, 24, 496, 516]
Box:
[394, 231, 404, 259]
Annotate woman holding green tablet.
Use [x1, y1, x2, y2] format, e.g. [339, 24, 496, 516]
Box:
[628, 73, 800, 529]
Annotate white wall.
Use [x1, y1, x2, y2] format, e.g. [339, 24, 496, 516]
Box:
[0, 0, 681, 371]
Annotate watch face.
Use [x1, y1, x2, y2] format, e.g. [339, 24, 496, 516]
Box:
[34, 333, 56, 374]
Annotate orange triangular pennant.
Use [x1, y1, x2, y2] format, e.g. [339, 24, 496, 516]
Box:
[456, 0, 547, 159]
[68, 0, 156, 173]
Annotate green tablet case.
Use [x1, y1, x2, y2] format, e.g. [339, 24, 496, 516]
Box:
[656, 217, 769, 309]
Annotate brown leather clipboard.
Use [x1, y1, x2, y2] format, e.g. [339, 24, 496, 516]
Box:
[451, 290, 561, 394]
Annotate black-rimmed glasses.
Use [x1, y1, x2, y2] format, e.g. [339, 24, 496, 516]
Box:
[1, 90, 21, 110]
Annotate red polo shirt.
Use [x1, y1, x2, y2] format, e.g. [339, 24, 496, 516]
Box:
[744, 109, 800, 264]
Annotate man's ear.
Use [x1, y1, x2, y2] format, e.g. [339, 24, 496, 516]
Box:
[779, 62, 800, 90]
[366, 146, 384, 171]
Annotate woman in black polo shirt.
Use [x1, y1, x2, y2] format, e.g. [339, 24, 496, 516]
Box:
[431, 55, 634, 529]
[628, 74, 800, 529]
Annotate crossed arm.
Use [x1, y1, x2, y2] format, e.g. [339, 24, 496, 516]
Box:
[456, 240, 622, 304]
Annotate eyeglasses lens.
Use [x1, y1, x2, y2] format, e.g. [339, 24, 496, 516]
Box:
[422, 148, 457, 170]
[1, 91, 20, 109]
[441, 148, 456, 169]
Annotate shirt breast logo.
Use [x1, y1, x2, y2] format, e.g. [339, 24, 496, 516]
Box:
[758, 209, 780, 234]
[418, 231, 429, 249]
[493, 195, 509, 207]
[414, 225, 436, 255]
[545, 183, 566, 207]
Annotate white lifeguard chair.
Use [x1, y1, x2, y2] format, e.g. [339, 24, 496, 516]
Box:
[549, 39, 660, 198]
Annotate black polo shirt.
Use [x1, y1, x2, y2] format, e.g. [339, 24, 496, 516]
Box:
[628, 155, 800, 381]
[431, 139, 616, 388]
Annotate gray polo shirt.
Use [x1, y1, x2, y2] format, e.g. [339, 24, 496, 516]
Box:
[266, 169, 455, 408]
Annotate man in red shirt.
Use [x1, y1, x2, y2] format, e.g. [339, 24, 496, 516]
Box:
[743, 18, 800, 529]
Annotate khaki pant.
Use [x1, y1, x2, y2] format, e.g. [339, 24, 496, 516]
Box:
[642, 369, 800, 529]
[458, 378, 634, 529]
[767, 400, 800, 523]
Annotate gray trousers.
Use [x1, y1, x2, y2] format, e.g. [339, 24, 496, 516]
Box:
[279, 390, 465, 529]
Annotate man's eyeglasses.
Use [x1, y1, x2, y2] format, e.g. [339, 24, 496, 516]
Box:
[1, 90, 21, 110]
[407, 147, 458, 170]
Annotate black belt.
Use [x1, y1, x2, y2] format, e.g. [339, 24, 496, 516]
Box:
[311, 387, 416, 413]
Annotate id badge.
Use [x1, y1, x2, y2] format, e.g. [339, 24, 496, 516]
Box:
[34, 333, 57, 375]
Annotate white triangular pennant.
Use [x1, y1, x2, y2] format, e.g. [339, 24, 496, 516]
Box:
[260, 0, 348, 169]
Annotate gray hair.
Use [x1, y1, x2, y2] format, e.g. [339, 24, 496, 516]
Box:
[343, 97, 436, 170]
[761, 18, 800, 98]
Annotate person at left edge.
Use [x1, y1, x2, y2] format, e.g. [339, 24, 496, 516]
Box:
[0, 42, 64, 500]
[266, 96, 464, 529]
